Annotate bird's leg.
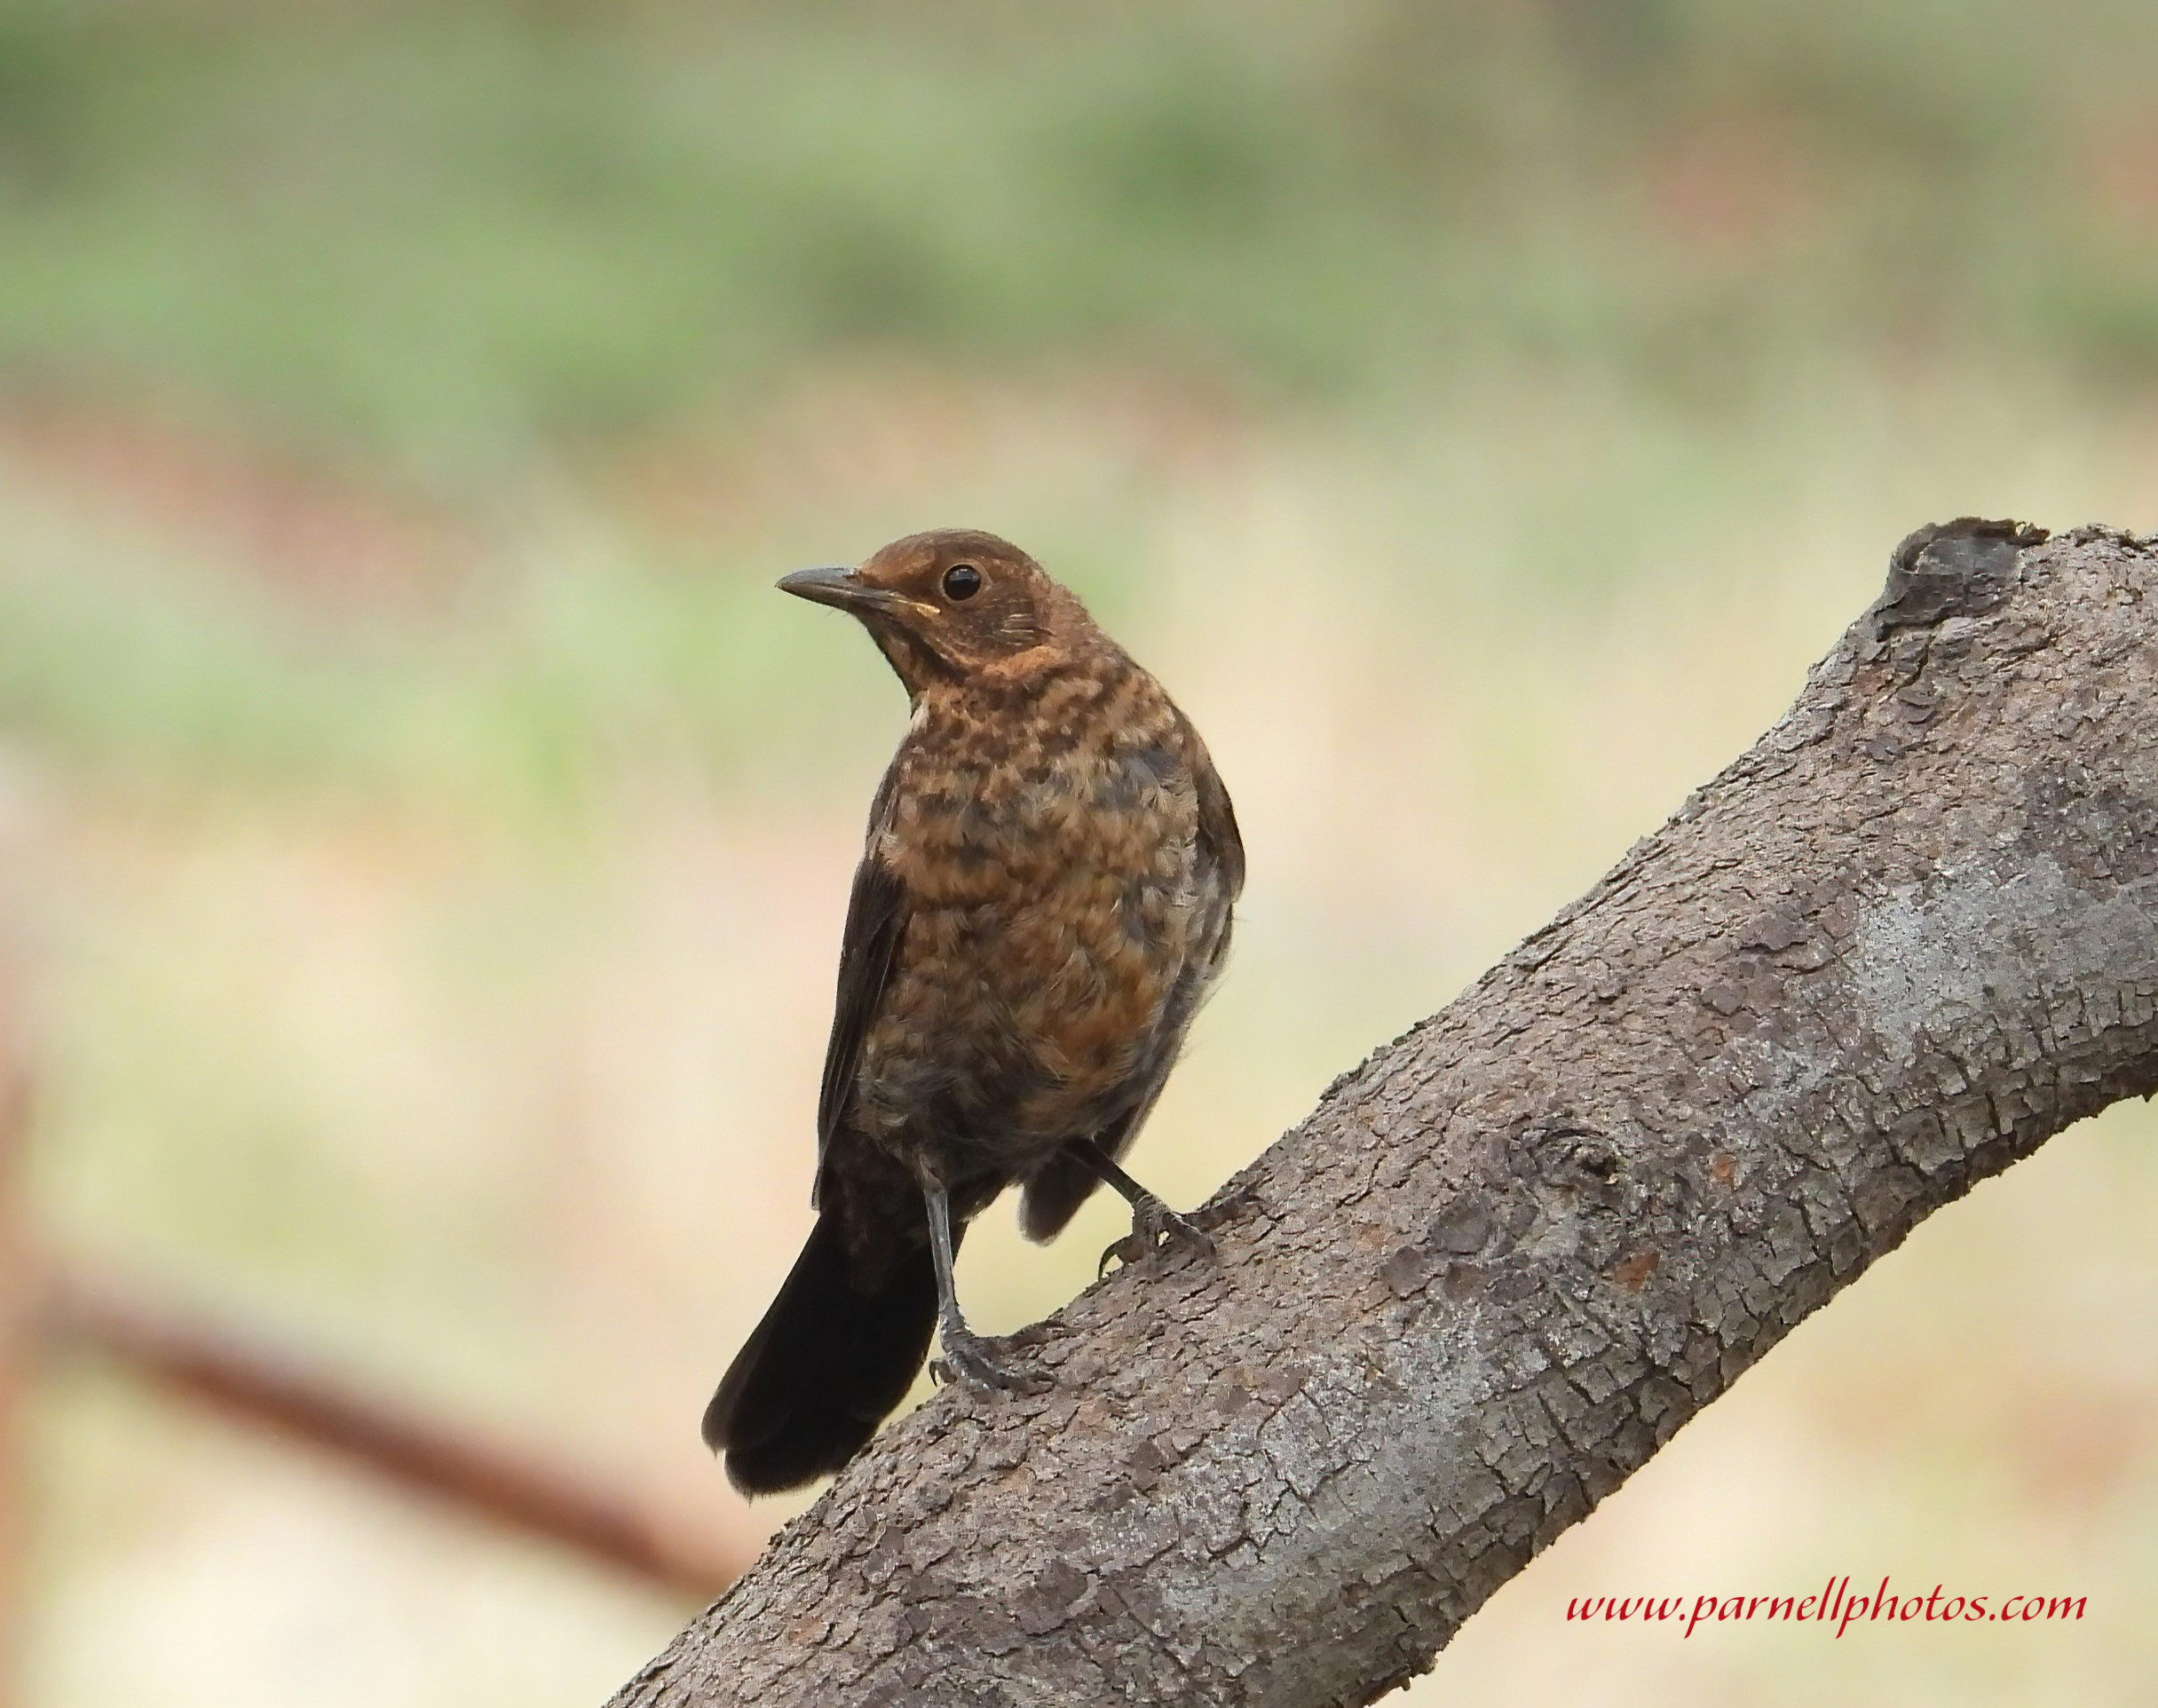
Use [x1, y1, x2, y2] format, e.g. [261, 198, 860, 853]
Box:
[921, 1182, 1049, 1395]
[1071, 1138, 1217, 1276]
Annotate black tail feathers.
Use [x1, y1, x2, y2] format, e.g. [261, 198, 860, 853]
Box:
[702, 1215, 941, 1495]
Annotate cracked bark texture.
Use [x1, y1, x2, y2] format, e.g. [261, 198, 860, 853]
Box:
[613, 522, 2158, 1708]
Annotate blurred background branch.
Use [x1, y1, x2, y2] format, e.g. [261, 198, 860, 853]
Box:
[38, 1263, 747, 1601]
[3, 2, 2158, 1703]
[0, 982, 746, 1708]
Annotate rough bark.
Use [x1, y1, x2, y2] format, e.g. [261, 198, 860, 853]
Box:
[612, 522, 2158, 1708]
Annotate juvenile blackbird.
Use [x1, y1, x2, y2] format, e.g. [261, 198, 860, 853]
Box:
[703, 528, 1243, 1496]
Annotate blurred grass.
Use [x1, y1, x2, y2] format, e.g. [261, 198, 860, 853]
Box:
[0, 0, 2156, 478]
[1, 0, 2155, 796]
[2, 3, 2158, 1706]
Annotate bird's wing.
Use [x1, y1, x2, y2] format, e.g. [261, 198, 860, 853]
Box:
[810, 774, 909, 1198]
[1194, 747, 1245, 902]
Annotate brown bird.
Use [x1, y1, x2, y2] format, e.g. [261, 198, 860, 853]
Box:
[703, 528, 1243, 1495]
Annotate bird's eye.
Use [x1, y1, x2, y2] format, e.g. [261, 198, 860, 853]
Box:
[941, 564, 984, 601]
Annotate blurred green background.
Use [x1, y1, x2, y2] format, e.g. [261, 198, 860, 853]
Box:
[4, 1, 2158, 1702]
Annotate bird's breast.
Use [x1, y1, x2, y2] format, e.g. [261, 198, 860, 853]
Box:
[861, 719, 1212, 1145]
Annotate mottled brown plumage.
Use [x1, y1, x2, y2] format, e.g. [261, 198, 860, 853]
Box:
[703, 529, 1242, 1495]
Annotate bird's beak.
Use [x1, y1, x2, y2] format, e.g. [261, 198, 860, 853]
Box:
[779, 565, 879, 613]
[778, 565, 926, 621]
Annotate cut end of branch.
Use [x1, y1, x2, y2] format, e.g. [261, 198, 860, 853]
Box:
[1873, 516, 2050, 635]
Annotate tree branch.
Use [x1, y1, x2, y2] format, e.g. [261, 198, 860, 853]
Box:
[612, 521, 2158, 1707]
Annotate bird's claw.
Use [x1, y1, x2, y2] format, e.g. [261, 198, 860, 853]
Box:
[929, 1324, 1051, 1396]
[1098, 1196, 1216, 1277]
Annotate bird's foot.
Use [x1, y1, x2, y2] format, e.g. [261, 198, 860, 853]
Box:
[1099, 1192, 1217, 1277]
[929, 1322, 1051, 1396]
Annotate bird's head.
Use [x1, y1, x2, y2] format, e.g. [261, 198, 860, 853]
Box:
[779, 529, 1089, 696]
